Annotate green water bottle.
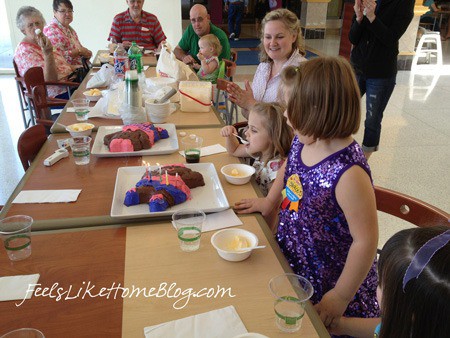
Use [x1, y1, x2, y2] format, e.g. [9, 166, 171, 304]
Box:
[128, 41, 142, 74]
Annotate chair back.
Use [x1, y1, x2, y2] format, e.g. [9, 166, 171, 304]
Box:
[374, 186, 449, 228]
[13, 59, 33, 128]
[31, 85, 55, 126]
[23, 67, 46, 95]
[17, 124, 48, 171]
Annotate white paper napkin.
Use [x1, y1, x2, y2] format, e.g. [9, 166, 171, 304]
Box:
[179, 144, 227, 158]
[0, 274, 40, 302]
[172, 209, 243, 233]
[12, 190, 82, 203]
[144, 305, 247, 338]
[87, 97, 121, 119]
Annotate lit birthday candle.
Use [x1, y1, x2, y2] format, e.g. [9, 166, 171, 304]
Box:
[143, 160, 148, 177]
[165, 170, 169, 185]
[148, 162, 152, 181]
[175, 172, 179, 188]
[157, 163, 162, 182]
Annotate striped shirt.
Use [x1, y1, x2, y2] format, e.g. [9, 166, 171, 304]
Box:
[108, 10, 166, 50]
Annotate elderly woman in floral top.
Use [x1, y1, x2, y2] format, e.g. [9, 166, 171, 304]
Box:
[44, 0, 92, 66]
[226, 9, 307, 119]
[14, 6, 77, 99]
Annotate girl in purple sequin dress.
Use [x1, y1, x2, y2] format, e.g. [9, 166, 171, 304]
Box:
[235, 57, 380, 332]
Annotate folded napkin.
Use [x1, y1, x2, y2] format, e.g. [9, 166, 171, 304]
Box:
[172, 209, 242, 233]
[144, 305, 247, 338]
[179, 144, 227, 158]
[13, 190, 82, 204]
[87, 97, 121, 119]
[0, 274, 40, 302]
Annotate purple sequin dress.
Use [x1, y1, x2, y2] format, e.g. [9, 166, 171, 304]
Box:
[277, 136, 380, 318]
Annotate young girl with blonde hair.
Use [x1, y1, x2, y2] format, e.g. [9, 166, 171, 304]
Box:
[221, 102, 293, 196]
[195, 33, 222, 83]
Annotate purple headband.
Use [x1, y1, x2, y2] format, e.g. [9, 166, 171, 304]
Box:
[402, 229, 450, 291]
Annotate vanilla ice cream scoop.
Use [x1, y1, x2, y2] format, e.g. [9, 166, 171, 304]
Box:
[227, 236, 249, 251]
[35, 28, 42, 35]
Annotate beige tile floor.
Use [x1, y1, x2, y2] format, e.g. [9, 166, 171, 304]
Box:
[1, 30, 449, 248]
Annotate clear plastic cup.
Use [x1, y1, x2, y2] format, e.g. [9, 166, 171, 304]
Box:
[172, 209, 206, 252]
[69, 136, 92, 165]
[0, 215, 33, 261]
[71, 98, 90, 121]
[181, 135, 203, 163]
[269, 273, 314, 333]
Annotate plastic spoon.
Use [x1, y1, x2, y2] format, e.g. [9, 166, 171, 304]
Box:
[154, 87, 177, 104]
[236, 245, 266, 252]
[232, 133, 249, 145]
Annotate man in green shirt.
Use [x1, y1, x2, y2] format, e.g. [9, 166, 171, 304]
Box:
[174, 4, 231, 67]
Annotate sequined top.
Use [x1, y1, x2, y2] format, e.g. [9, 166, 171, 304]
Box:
[276, 136, 380, 318]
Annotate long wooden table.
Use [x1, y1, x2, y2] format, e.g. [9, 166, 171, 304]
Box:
[51, 67, 223, 134]
[1, 128, 258, 230]
[0, 215, 329, 337]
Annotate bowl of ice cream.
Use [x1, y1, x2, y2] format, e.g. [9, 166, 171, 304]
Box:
[83, 88, 103, 102]
[66, 123, 95, 137]
[211, 228, 259, 262]
[221, 164, 255, 185]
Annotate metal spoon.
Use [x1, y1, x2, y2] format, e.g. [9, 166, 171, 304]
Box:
[233, 133, 249, 145]
[236, 245, 266, 252]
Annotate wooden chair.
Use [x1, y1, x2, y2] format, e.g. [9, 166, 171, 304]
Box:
[12, 60, 33, 128]
[215, 58, 239, 125]
[374, 186, 449, 228]
[23, 67, 78, 127]
[17, 124, 48, 171]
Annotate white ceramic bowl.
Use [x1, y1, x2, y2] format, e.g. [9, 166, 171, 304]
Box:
[221, 164, 255, 185]
[83, 90, 102, 102]
[211, 228, 258, 262]
[66, 123, 95, 137]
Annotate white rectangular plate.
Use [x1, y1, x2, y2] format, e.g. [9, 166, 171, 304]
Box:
[111, 164, 230, 219]
[91, 124, 178, 157]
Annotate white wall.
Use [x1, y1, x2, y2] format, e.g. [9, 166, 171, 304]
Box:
[6, 0, 182, 53]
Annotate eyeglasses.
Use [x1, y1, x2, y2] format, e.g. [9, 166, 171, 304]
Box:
[27, 21, 43, 29]
[56, 9, 74, 14]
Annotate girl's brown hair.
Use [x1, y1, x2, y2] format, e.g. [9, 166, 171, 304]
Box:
[199, 34, 222, 56]
[282, 56, 361, 139]
[259, 8, 305, 62]
[249, 102, 293, 160]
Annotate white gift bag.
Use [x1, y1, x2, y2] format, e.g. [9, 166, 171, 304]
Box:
[156, 42, 198, 82]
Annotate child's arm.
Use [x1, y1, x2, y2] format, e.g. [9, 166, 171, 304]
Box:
[330, 317, 381, 338]
[315, 165, 378, 328]
[220, 125, 248, 157]
[197, 54, 218, 75]
[234, 160, 286, 217]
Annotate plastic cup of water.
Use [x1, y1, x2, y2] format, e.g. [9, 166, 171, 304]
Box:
[71, 98, 90, 121]
[0, 215, 33, 261]
[269, 273, 314, 333]
[69, 136, 92, 165]
[0, 328, 45, 338]
[172, 209, 206, 252]
[181, 135, 203, 164]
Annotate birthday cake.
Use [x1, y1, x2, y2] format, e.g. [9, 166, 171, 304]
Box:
[124, 164, 205, 212]
[103, 122, 169, 152]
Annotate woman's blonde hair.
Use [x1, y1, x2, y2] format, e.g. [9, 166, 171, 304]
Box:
[199, 34, 222, 56]
[249, 102, 293, 159]
[281, 56, 361, 139]
[259, 8, 305, 63]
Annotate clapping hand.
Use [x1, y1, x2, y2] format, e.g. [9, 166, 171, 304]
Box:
[226, 80, 256, 110]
